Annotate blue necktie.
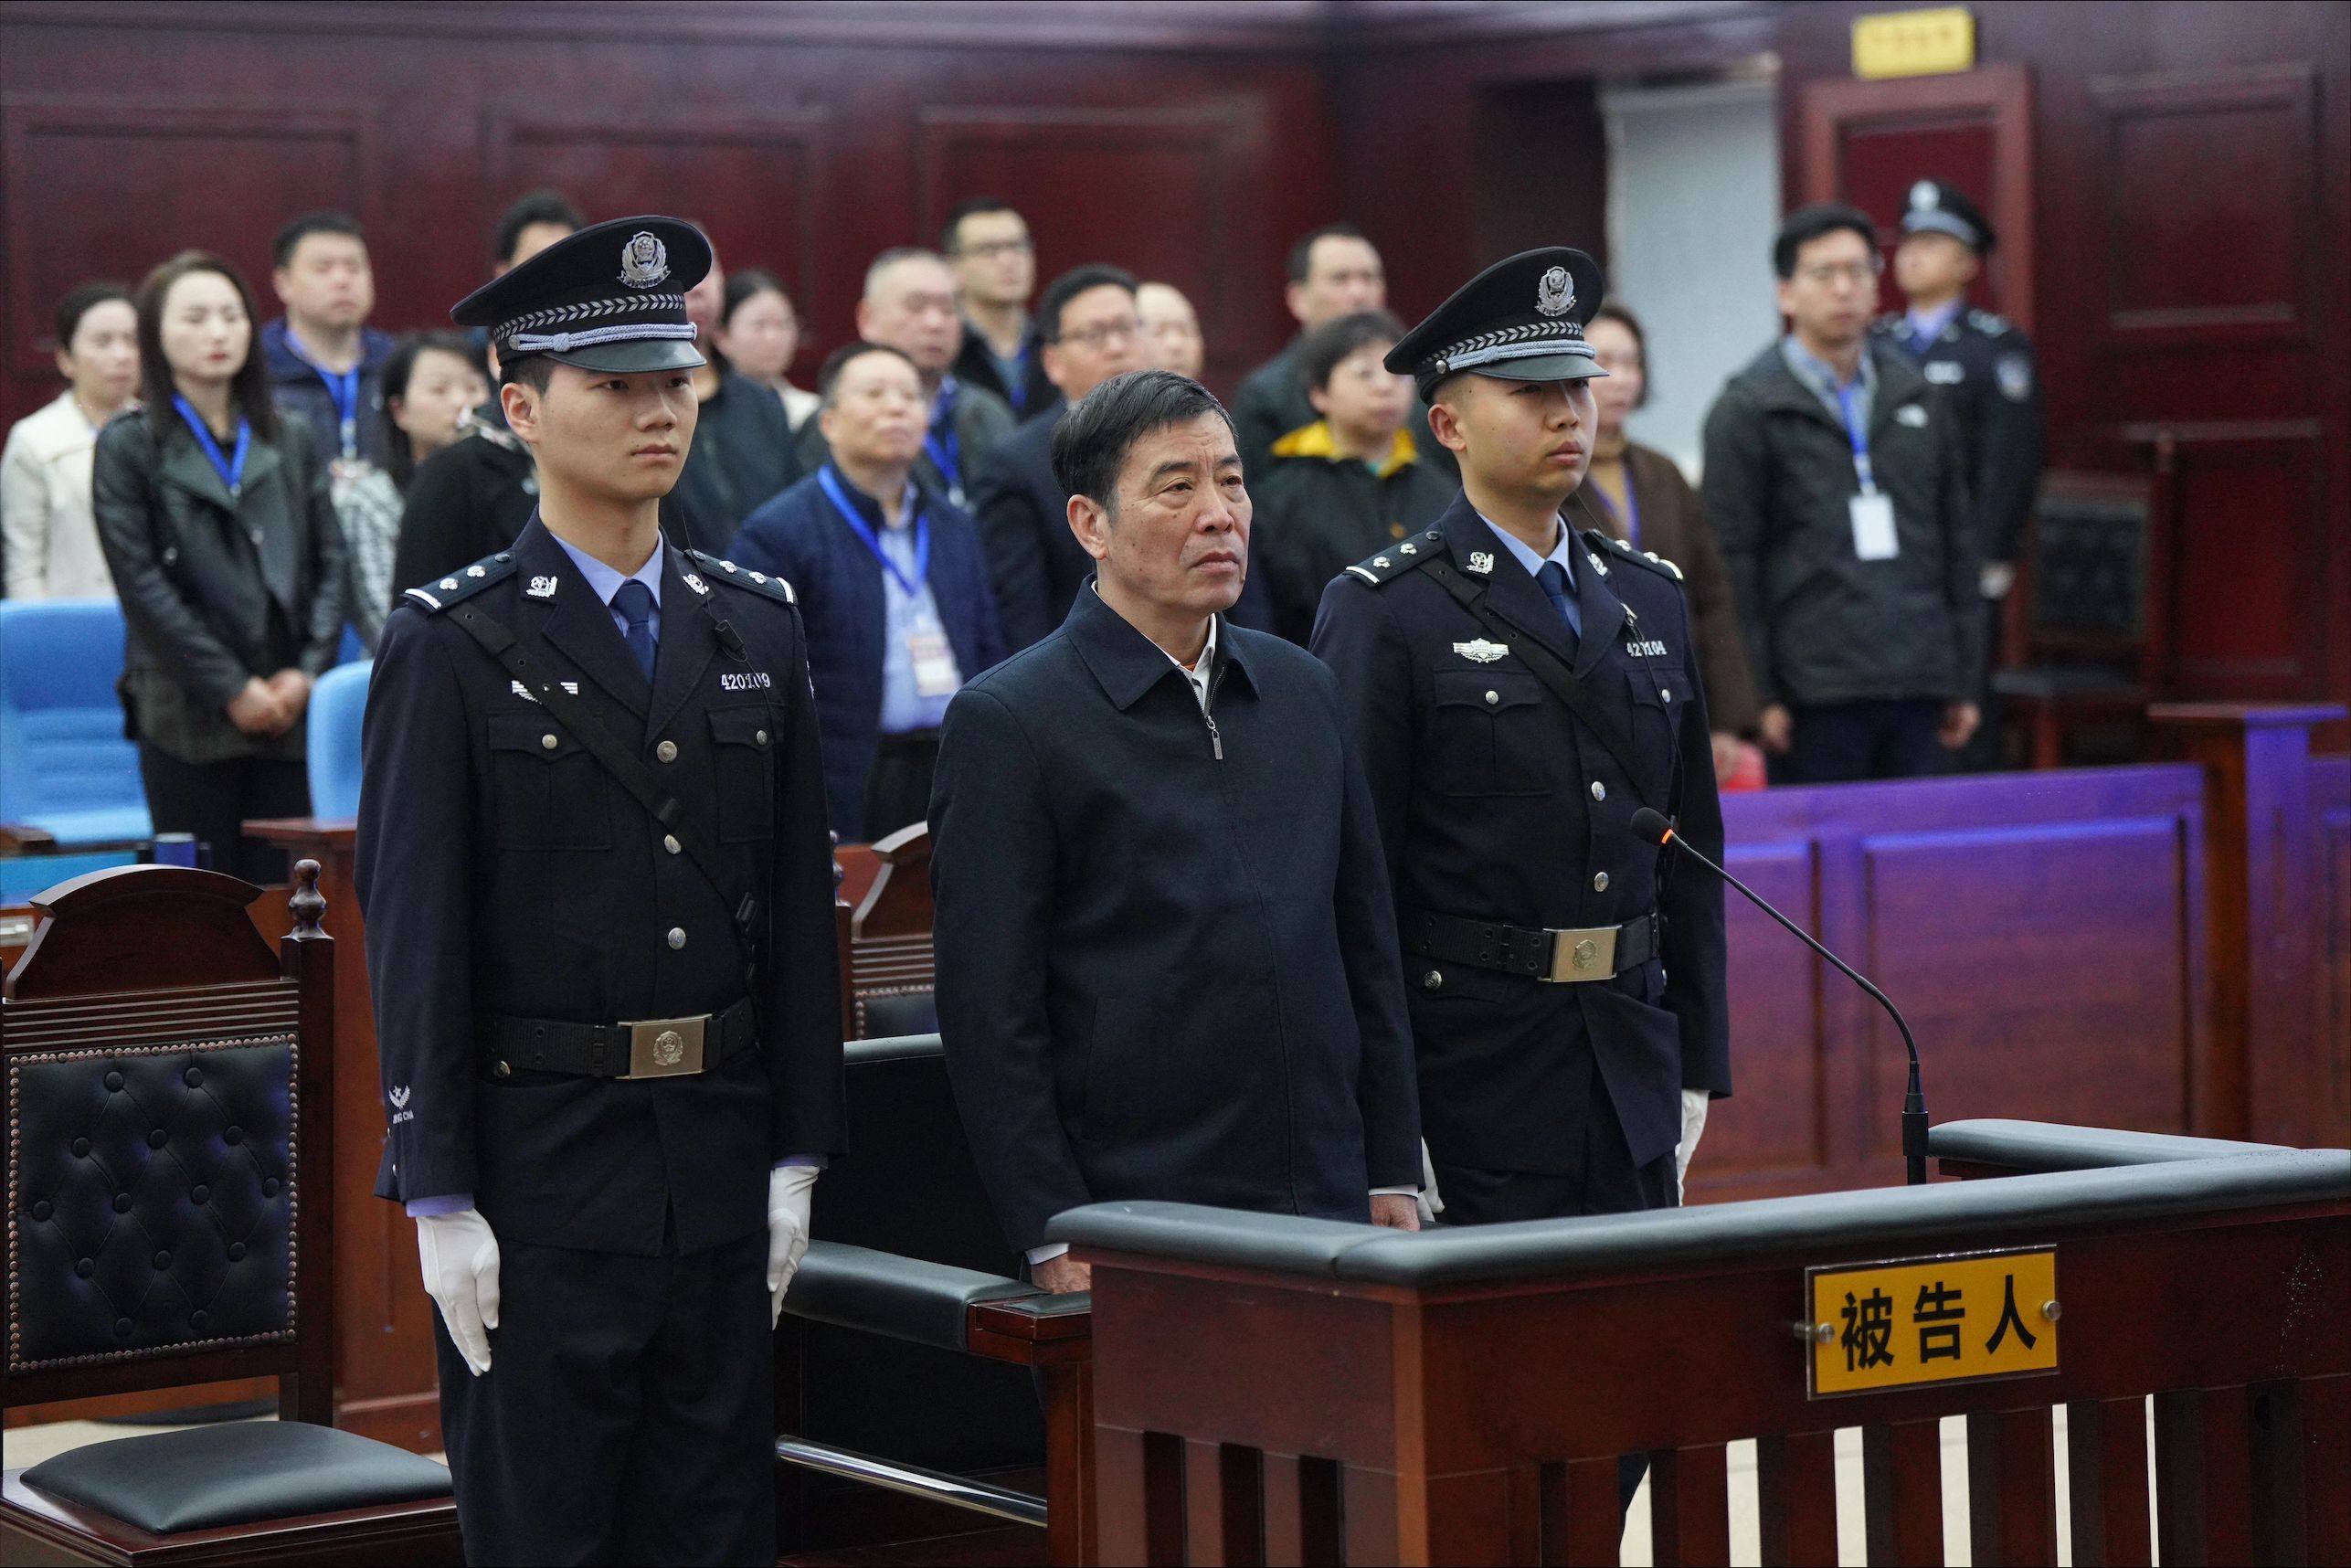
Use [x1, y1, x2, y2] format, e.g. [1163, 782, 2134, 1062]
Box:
[614, 579, 657, 682]
[1537, 560, 1581, 642]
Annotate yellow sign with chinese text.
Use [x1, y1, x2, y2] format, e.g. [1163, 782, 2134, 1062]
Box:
[1852, 8, 1977, 79]
[1808, 1247, 2058, 1397]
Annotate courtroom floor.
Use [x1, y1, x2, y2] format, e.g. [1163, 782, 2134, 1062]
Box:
[6, 1411, 2134, 1565]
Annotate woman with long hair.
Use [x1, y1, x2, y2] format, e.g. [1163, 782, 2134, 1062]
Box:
[339, 330, 488, 648]
[92, 250, 348, 880]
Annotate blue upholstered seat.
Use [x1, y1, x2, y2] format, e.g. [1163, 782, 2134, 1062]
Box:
[305, 661, 372, 821]
[0, 599, 149, 847]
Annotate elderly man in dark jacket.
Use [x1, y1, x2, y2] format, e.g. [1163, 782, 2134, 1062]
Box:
[930, 369, 1423, 1290]
[1703, 204, 1980, 783]
[730, 343, 1006, 842]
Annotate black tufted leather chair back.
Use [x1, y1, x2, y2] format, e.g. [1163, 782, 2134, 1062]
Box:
[2027, 492, 2147, 644]
[5, 863, 334, 1420]
[11, 1036, 298, 1370]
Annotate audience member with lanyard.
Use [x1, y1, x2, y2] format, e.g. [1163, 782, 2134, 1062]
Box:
[795, 248, 1015, 510]
[260, 210, 397, 473]
[733, 341, 1008, 841]
[92, 250, 347, 882]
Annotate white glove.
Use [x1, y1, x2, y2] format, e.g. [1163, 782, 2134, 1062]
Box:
[1416, 1140, 1446, 1226]
[768, 1165, 819, 1326]
[416, 1208, 501, 1377]
[1675, 1088, 1711, 1199]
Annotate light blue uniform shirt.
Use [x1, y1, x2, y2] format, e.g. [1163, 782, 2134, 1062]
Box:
[1485, 514, 1583, 638]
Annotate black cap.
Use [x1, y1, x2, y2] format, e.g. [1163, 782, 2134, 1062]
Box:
[1899, 180, 1995, 253]
[451, 215, 710, 374]
[1385, 247, 1607, 400]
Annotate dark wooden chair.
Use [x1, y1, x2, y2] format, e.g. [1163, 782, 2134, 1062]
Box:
[1, 863, 461, 1565]
[844, 822, 937, 1040]
[1993, 469, 2162, 767]
[778, 1033, 1095, 1565]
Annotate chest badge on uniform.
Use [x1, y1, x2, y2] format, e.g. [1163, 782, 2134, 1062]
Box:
[1467, 551, 1495, 576]
[526, 575, 557, 599]
[1627, 638, 1670, 658]
[1453, 638, 1509, 663]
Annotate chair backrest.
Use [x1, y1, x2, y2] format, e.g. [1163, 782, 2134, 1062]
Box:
[305, 662, 373, 821]
[2019, 471, 2155, 665]
[847, 823, 937, 1038]
[0, 599, 148, 843]
[3, 863, 336, 1423]
[799, 1033, 1041, 1473]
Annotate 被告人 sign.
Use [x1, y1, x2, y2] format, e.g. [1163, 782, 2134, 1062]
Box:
[1806, 1246, 2058, 1397]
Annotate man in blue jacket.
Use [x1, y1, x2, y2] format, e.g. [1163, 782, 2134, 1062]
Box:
[731, 342, 1005, 841]
[929, 368, 1423, 1293]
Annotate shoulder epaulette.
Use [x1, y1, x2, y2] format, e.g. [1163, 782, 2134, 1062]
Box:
[688, 549, 798, 607]
[1968, 309, 2011, 337]
[1586, 527, 1684, 583]
[401, 550, 517, 613]
[1341, 527, 1446, 588]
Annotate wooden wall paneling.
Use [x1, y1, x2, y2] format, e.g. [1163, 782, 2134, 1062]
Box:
[913, 105, 1248, 392]
[482, 106, 832, 354]
[1797, 63, 2037, 331]
[2088, 64, 2318, 345]
[0, 94, 378, 380]
[1700, 840, 1827, 1181]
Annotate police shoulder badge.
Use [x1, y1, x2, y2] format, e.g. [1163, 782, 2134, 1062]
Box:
[618, 230, 671, 289]
[1453, 638, 1509, 663]
[1536, 266, 1574, 319]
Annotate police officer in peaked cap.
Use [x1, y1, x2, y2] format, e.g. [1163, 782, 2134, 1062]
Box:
[1309, 246, 1731, 1506]
[356, 215, 842, 1564]
[1875, 179, 2045, 765]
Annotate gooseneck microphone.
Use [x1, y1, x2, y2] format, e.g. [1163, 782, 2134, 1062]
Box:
[1631, 806, 1932, 1186]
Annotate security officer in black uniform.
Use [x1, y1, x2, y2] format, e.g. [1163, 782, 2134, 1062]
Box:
[357, 216, 843, 1565]
[1875, 179, 2044, 767]
[1310, 248, 1731, 1231]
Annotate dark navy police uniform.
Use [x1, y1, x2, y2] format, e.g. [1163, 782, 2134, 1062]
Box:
[358, 217, 843, 1566]
[1310, 249, 1731, 1228]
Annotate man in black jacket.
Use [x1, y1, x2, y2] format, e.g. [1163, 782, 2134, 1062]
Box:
[964, 264, 1145, 651]
[930, 369, 1422, 1291]
[1703, 204, 1980, 784]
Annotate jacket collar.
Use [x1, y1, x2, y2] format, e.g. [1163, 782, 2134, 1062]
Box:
[1063, 579, 1255, 713]
[260, 317, 396, 382]
[1736, 335, 1930, 430]
[1269, 420, 1419, 477]
[1435, 493, 1628, 678]
[155, 416, 283, 513]
[509, 517, 652, 718]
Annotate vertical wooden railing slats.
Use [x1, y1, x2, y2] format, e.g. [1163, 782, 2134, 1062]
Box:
[2065, 1395, 2154, 1567]
[1862, 1419, 1946, 1565]
[1965, 1406, 2058, 1565]
[1559, 1457, 1622, 1565]
[1755, 1430, 1840, 1566]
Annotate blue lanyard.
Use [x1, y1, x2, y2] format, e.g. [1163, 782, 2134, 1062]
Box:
[817, 466, 929, 599]
[172, 395, 251, 499]
[924, 385, 962, 493]
[1007, 341, 1033, 413]
[1833, 383, 1877, 494]
[287, 330, 362, 458]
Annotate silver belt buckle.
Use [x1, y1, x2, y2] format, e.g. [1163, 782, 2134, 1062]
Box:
[1547, 926, 1617, 983]
[623, 1014, 708, 1079]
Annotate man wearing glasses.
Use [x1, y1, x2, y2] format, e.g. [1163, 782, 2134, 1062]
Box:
[945, 198, 1056, 418]
[967, 265, 1150, 651]
[1701, 203, 1981, 784]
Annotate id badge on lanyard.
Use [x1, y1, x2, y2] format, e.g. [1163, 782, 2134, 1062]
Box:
[907, 613, 962, 698]
[1837, 383, 1899, 562]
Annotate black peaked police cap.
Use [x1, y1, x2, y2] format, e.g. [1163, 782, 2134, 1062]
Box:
[452, 215, 711, 375]
[1385, 247, 1607, 402]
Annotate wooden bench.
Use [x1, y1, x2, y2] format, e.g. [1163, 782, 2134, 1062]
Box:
[2, 863, 461, 1564]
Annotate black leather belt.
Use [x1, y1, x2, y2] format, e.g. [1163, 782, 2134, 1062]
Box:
[480, 997, 758, 1081]
[1402, 908, 1658, 984]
